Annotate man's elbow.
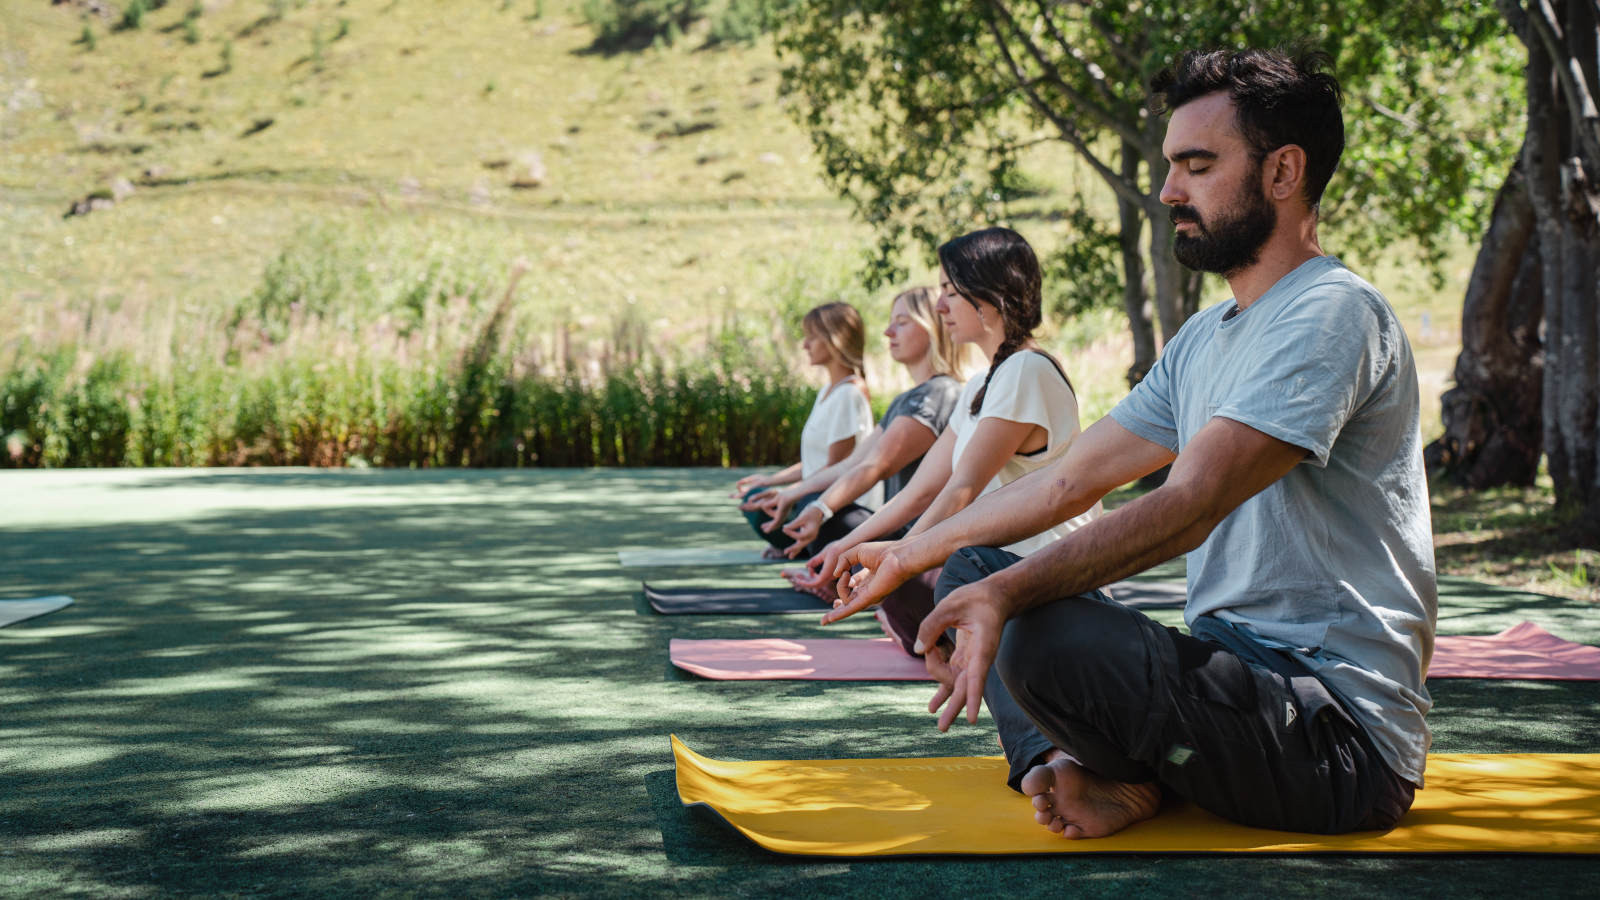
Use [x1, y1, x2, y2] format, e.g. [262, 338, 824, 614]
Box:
[1148, 480, 1233, 552]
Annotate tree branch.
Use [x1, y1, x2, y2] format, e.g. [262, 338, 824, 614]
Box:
[982, 10, 1147, 208]
[985, 0, 1146, 147]
[1525, 0, 1600, 164]
[1030, 0, 1119, 108]
[1085, 8, 1145, 75]
[1363, 95, 1423, 131]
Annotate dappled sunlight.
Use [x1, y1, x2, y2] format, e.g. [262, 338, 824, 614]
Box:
[0, 739, 129, 772]
[183, 765, 404, 812]
[1, 468, 1597, 895]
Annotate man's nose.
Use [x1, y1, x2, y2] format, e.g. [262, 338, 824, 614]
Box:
[1159, 171, 1186, 206]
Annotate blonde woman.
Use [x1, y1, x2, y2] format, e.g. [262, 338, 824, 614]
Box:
[755, 287, 967, 560]
[731, 302, 875, 558]
[788, 228, 1100, 633]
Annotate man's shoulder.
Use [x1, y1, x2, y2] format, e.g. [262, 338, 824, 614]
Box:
[1283, 258, 1397, 326]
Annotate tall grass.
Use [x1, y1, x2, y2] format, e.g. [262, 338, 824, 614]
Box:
[2, 221, 815, 469]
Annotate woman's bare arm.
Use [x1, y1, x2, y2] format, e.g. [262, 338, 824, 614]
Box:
[780, 417, 942, 551]
[905, 416, 1039, 537]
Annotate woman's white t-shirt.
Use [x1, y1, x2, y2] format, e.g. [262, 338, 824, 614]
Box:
[800, 378, 881, 509]
[947, 351, 1101, 556]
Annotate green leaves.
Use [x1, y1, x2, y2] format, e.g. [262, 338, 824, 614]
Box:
[775, 0, 1523, 295]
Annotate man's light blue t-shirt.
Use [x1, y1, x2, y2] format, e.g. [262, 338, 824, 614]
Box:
[1109, 256, 1437, 787]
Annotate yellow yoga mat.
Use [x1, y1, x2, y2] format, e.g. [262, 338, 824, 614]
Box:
[672, 736, 1600, 856]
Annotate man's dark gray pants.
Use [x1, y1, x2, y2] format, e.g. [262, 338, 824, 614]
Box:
[936, 546, 1415, 835]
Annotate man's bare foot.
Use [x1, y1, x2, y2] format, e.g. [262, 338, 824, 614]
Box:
[760, 546, 786, 560]
[1020, 750, 1161, 839]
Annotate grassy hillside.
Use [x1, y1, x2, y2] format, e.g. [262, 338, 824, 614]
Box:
[2, 0, 1478, 424]
[1, 0, 867, 360]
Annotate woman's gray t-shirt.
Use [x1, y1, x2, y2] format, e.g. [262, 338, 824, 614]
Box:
[880, 375, 963, 501]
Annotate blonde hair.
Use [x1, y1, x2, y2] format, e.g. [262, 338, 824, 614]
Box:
[893, 286, 968, 379]
[802, 302, 866, 380]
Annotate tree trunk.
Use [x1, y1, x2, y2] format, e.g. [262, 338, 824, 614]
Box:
[1181, 268, 1204, 321]
[1120, 140, 1157, 386]
[1425, 156, 1545, 488]
[1143, 151, 1190, 348]
[1517, 1, 1600, 529]
[1146, 209, 1188, 348]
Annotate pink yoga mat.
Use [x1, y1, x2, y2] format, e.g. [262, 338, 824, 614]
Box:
[671, 622, 1600, 682]
[670, 637, 930, 681]
[1431, 622, 1600, 680]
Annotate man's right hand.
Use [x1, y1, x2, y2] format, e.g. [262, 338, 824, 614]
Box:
[822, 541, 913, 624]
[730, 474, 768, 497]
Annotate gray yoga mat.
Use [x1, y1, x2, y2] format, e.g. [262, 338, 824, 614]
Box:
[643, 584, 832, 615]
[0, 596, 74, 628]
[618, 548, 786, 568]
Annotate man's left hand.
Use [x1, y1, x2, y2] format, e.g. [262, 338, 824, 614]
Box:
[918, 579, 1008, 731]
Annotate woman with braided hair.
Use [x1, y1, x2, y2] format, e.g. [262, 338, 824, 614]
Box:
[787, 228, 1100, 640]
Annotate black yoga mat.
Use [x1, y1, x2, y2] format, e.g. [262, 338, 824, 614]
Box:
[643, 583, 834, 615]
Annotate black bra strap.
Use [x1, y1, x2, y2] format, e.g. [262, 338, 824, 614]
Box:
[1027, 350, 1073, 393]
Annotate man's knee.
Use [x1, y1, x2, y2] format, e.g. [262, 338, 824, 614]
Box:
[933, 546, 1021, 603]
[995, 597, 1131, 700]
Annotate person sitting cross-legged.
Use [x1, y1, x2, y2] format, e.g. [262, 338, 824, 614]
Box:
[729, 302, 877, 559]
[749, 287, 967, 564]
[824, 45, 1435, 838]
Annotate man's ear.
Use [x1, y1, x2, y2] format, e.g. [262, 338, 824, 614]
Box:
[1266, 144, 1307, 202]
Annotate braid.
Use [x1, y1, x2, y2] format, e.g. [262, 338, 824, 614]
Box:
[970, 335, 1023, 416]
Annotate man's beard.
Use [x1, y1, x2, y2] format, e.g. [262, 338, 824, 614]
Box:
[1170, 177, 1277, 277]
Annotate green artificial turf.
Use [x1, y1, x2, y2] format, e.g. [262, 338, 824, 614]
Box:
[1, 468, 1597, 899]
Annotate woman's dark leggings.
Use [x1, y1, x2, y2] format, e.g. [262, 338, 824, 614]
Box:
[741, 488, 871, 559]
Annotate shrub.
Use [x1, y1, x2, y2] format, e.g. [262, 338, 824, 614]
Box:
[580, 0, 702, 51]
[120, 0, 148, 31]
[3, 220, 815, 470]
[580, 0, 795, 49]
[0, 352, 811, 469]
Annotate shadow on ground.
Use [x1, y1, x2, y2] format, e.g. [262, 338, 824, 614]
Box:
[1, 468, 1597, 898]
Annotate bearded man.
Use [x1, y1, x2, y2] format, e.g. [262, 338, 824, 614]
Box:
[823, 45, 1435, 838]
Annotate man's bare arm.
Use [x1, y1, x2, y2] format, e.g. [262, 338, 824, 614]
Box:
[918, 416, 1311, 729]
[824, 417, 1172, 621]
[898, 417, 1175, 571]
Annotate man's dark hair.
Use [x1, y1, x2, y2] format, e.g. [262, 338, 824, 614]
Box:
[1151, 44, 1345, 209]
